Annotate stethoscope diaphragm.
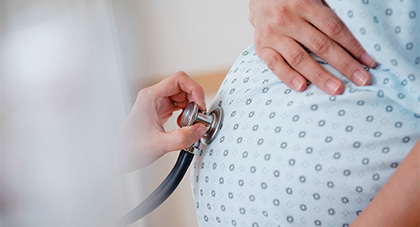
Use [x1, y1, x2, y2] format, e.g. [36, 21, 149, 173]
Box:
[180, 102, 223, 145]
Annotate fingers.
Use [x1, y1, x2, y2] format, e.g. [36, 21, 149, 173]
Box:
[170, 92, 188, 110]
[123, 72, 206, 169]
[295, 3, 376, 86]
[161, 123, 207, 151]
[250, 0, 377, 95]
[254, 14, 370, 93]
[157, 71, 206, 110]
[304, 3, 378, 68]
[293, 21, 371, 87]
[260, 36, 345, 95]
[256, 46, 308, 91]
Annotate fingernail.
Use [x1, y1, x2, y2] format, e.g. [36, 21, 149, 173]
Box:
[325, 79, 340, 94]
[291, 77, 304, 91]
[198, 104, 206, 112]
[196, 101, 206, 112]
[352, 70, 369, 86]
[195, 125, 207, 138]
[361, 52, 378, 68]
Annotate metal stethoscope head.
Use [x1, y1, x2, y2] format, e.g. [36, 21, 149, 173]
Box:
[180, 101, 223, 146]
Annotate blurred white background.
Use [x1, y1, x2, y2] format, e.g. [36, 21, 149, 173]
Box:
[1, 0, 253, 226]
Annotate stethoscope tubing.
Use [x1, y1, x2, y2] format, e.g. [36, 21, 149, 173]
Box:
[119, 102, 223, 226]
[119, 150, 194, 226]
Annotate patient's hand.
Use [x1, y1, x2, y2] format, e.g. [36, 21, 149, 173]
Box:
[249, 0, 377, 95]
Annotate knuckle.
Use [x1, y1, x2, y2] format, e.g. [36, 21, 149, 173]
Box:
[340, 60, 352, 73]
[177, 132, 190, 148]
[292, 0, 311, 10]
[137, 87, 150, 100]
[264, 24, 277, 36]
[312, 37, 331, 54]
[272, 7, 293, 27]
[265, 54, 278, 70]
[254, 28, 274, 50]
[311, 70, 325, 85]
[197, 86, 205, 97]
[349, 41, 364, 57]
[287, 51, 306, 67]
[284, 68, 297, 79]
[324, 18, 344, 37]
[137, 88, 145, 97]
[174, 71, 188, 79]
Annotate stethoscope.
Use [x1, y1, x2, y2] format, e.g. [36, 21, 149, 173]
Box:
[119, 102, 223, 226]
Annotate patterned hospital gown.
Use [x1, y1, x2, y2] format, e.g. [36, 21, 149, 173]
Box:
[191, 0, 419, 226]
[191, 0, 420, 227]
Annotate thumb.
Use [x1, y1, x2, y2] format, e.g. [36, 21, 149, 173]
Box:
[163, 123, 207, 151]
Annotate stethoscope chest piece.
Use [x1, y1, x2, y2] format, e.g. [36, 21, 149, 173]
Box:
[180, 102, 223, 145]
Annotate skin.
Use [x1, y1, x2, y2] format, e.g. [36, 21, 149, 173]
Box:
[349, 140, 419, 227]
[249, 0, 378, 95]
[117, 71, 207, 172]
[249, 2, 417, 225]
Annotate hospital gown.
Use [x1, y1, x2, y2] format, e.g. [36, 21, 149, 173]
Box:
[191, 0, 419, 226]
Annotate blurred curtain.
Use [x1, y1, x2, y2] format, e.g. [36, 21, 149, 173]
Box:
[0, 0, 139, 226]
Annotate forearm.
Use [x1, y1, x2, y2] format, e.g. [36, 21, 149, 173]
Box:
[350, 140, 419, 227]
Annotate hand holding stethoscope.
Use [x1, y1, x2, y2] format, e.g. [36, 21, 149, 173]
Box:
[117, 71, 208, 173]
[117, 71, 223, 226]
